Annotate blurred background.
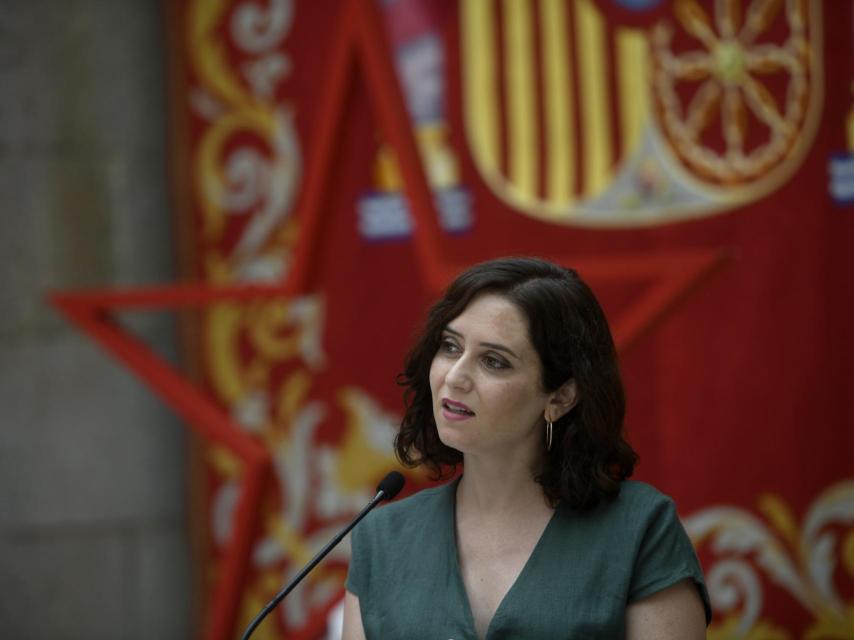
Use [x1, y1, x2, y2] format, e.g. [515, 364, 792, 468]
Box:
[2, 1, 853, 639]
[0, 1, 190, 638]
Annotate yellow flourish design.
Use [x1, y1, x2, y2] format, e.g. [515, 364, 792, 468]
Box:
[708, 616, 791, 640]
[806, 603, 854, 640]
[685, 480, 854, 638]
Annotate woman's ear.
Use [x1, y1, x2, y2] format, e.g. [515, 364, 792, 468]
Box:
[547, 379, 579, 422]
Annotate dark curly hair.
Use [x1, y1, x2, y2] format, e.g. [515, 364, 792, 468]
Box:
[394, 256, 638, 510]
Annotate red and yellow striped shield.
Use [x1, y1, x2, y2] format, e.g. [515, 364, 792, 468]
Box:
[460, 0, 823, 226]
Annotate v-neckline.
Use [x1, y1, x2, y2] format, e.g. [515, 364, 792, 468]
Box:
[446, 477, 560, 640]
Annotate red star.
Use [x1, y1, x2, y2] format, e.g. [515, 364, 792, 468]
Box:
[51, 0, 726, 637]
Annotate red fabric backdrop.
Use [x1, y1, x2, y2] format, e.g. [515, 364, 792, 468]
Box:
[160, 0, 854, 637]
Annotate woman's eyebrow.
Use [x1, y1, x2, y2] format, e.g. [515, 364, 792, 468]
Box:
[480, 342, 519, 359]
[443, 326, 519, 360]
[443, 326, 464, 339]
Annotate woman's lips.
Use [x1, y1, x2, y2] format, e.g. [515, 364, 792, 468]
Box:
[441, 398, 475, 421]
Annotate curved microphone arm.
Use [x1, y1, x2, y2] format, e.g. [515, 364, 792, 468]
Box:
[241, 471, 404, 640]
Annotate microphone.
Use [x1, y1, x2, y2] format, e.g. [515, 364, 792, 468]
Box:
[240, 471, 405, 639]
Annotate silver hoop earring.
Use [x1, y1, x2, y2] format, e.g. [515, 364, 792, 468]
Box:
[546, 419, 553, 451]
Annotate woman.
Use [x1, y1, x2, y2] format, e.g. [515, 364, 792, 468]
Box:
[343, 257, 711, 639]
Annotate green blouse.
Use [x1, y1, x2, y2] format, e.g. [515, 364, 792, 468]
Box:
[346, 478, 711, 639]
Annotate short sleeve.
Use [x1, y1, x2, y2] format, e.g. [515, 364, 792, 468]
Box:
[345, 517, 370, 597]
[628, 497, 713, 624]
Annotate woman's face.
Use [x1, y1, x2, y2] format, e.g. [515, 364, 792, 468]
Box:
[429, 293, 554, 460]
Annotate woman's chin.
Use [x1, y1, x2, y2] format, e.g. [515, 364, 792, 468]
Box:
[436, 424, 474, 452]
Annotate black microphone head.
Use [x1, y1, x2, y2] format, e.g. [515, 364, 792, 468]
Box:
[376, 471, 405, 501]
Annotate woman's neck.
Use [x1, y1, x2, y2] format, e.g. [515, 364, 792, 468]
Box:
[457, 450, 551, 516]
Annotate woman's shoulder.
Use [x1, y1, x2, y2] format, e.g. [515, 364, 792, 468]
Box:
[599, 480, 694, 544]
[362, 479, 456, 531]
[616, 479, 673, 507]
[571, 479, 678, 528]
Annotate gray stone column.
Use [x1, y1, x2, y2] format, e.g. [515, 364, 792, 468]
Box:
[0, 2, 190, 637]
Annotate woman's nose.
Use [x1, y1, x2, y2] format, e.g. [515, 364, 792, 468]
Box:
[445, 356, 473, 391]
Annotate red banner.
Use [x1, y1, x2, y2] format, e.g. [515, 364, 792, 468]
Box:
[158, 0, 854, 637]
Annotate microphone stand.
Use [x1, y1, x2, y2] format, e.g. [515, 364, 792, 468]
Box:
[240, 487, 389, 640]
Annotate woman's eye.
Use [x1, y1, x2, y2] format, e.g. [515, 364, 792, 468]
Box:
[440, 338, 460, 354]
[483, 355, 510, 370]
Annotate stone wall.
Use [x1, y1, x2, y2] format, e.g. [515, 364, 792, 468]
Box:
[0, 2, 190, 637]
